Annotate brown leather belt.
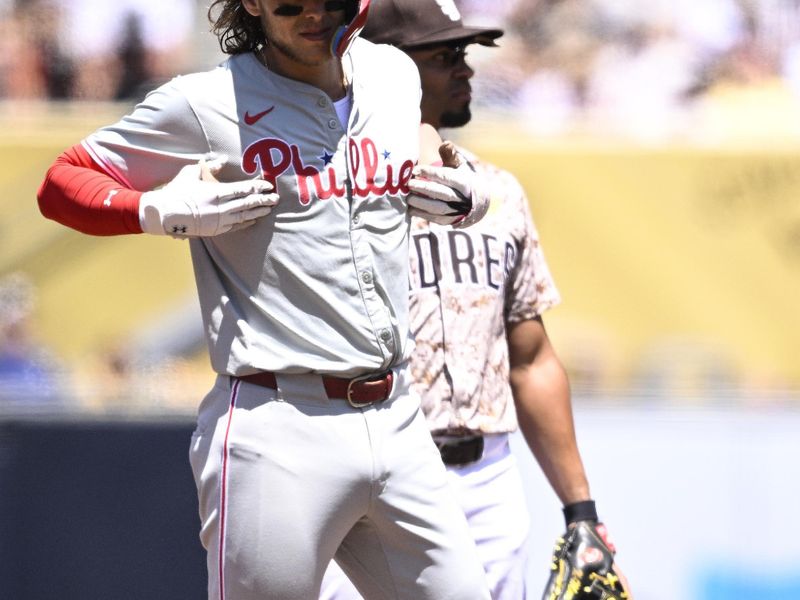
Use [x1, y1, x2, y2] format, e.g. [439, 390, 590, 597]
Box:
[238, 370, 394, 408]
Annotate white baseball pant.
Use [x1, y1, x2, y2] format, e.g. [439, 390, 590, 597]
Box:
[188, 367, 491, 600]
[320, 433, 531, 600]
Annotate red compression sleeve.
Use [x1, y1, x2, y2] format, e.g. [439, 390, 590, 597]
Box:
[37, 144, 144, 235]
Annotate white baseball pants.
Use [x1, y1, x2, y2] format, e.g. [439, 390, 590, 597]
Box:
[188, 368, 490, 600]
[320, 434, 531, 600]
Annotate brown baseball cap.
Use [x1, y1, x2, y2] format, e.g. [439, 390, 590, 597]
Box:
[361, 0, 503, 49]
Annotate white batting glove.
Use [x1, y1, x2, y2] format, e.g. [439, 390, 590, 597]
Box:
[408, 147, 489, 229]
[139, 158, 279, 238]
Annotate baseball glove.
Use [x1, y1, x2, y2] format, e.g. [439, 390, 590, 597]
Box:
[542, 521, 630, 600]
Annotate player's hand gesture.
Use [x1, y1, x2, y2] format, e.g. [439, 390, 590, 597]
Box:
[408, 126, 490, 228]
[139, 157, 279, 238]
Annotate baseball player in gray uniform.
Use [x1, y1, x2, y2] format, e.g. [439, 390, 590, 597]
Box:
[321, 1, 632, 599]
[36, 1, 494, 599]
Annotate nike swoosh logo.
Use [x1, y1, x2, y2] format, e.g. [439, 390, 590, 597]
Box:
[244, 106, 275, 125]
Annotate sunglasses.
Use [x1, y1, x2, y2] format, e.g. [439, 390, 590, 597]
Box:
[273, 0, 347, 17]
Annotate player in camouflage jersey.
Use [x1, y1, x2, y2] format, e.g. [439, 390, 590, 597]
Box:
[36, 1, 493, 599]
[322, 1, 631, 599]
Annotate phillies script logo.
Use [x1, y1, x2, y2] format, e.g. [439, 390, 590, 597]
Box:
[242, 136, 414, 205]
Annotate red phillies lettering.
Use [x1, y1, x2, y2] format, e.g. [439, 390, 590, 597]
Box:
[242, 136, 414, 205]
[394, 161, 414, 194]
[348, 138, 414, 197]
[291, 145, 345, 205]
[353, 137, 380, 196]
[242, 138, 292, 187]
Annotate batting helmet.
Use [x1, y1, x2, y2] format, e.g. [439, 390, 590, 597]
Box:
[332, 0, 371, 57]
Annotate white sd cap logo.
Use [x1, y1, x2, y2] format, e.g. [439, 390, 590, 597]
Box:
[434, 0, 461, 21]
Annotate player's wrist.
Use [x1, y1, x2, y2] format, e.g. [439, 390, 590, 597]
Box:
[562, 499, 598, 527]
[139, 191, 166, 235]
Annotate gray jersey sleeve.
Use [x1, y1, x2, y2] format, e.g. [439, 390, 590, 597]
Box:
[83, 77, 213, 191]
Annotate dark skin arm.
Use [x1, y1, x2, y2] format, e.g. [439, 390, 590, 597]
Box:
[507, 315, 590, 505]
[509, 316, 634, 595]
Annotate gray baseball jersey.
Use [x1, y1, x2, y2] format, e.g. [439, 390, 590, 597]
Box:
[82, 38, 422, 377]
[407, 148, 561, 434]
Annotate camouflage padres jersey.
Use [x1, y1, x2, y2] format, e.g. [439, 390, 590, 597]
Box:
[81, 38, 422, 378]
[407, 148, 561, 434]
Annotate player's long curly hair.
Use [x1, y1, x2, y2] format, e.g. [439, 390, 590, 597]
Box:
[208, 0, 359, 55]
[208, 0, 265, 55]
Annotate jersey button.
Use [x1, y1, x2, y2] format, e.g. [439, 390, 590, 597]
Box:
[379, 329, 392, 342]
[328, 119, 338, 129]
[361, 271, 373, 284]
[318, 97, 329, 107]
[352, 215, 360, 224]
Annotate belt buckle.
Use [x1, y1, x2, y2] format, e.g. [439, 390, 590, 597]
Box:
[346, 373, 376, 409]
[346, 371, 390, 409]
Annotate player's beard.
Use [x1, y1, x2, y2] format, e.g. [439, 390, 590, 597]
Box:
[266, 35, 325, 67]
[261, 17, 331, 68]
[440, 106, 471, 128]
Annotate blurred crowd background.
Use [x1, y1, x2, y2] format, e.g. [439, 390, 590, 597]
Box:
[463, 0, 800, 140]
[4, 0, 800, 138]
[1, 0, 799, 415]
